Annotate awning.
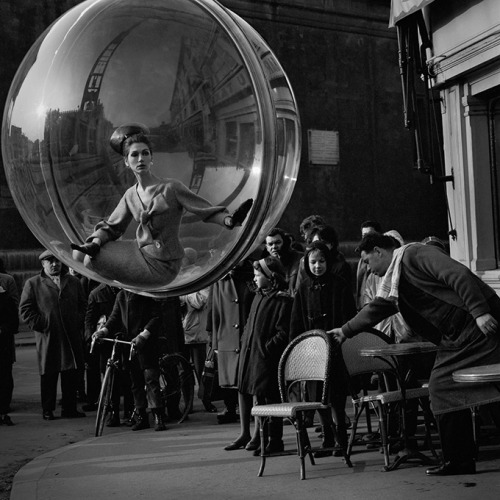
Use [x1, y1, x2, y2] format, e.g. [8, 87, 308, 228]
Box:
[389, 0, 436, 27]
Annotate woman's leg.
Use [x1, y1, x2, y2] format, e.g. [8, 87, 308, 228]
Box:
[223, 392, 252, 449]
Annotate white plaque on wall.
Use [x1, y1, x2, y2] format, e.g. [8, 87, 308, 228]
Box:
[308, 129, 339, 166]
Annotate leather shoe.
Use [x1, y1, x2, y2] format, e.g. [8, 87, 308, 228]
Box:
[71, 242, 100, 258]
[224, 436, 250, 451]
[426, 461, 476, 476]
[245, 439, 260, 451]
[42, 411, 55, 420]
[61, 410, 86, 418]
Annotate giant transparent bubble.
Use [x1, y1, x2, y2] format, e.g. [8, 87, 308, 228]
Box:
[1, 0, 300, 296]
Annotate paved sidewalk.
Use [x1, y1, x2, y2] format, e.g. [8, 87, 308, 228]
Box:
[10, 409, 500, 500]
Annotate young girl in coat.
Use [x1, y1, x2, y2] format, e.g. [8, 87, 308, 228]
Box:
[224, 256, 292, 454]
[290, 241, 356, 457]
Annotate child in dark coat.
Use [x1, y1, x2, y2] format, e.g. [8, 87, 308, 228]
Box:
[224, 256, 292, 454]
[290, 241, 356, 456]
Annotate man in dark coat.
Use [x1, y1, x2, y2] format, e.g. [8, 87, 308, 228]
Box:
[83, 283, 131, 423]
[331, 233, 500, 476]
[94, 290, 167, 431]
[19, 251, 86, 420]
[0, 270, 19, 426]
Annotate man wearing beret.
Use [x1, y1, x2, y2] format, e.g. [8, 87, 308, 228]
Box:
[19, 251, 87, 420]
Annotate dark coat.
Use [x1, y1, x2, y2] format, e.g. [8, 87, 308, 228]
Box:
[84, 284, 119, 371]
[0, 291, 19, 364]
[343, 243, 500, 414]
[238, 290, 292, 398]
[157, 296, 185, 355]
[291, 276, 356, 340]
[104, 290, 162, 369]
[291, 245, 356, 397]
[207, 264, 254, 387]
[84, 284, 119, 342]
[19, 270, 86, 376]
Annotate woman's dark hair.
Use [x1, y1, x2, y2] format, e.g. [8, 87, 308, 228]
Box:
[299, 214, 326, 242]
[109, 123, 150, 155]
[253, 256, 287, 291]
[304, 240, 332, 279]
[122, 133, 153, 157]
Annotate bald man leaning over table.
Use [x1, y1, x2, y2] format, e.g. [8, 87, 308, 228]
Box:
[329, 233, 500, 477]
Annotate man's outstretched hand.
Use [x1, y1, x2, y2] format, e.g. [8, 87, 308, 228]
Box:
[327, 328, 346, 344]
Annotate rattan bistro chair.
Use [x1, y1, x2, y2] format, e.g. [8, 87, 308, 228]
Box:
[341, 330, 436, 471]
[251, 329, 353, 480]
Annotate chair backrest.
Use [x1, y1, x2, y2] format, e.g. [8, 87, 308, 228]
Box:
[341, 329, 393, 378]
[278, 329, 333, 404]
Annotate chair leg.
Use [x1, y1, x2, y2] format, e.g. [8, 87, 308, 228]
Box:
[376, 402, 391, 469]
[347, 401, 365, 457]
[471, 406, 479, 459]
[333, 422, 353, 468]
[295, 413, 308, 479]
[363, 389, 373, 434]
[257, 416, 267, 477]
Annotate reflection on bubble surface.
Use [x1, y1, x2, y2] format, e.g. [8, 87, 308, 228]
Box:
[1, 0, 300, 296]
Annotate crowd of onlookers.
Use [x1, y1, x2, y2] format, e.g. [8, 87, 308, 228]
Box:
[0, 213, 365, 433]
[3, 213, 500, 478]
[0, 213, 442, 438]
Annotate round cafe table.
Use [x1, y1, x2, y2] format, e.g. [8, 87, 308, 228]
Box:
[452, 364, 500, 385]
[359, 341, 439, 358]
[452, 363, 500, 451]
[359, 341, 439, 472]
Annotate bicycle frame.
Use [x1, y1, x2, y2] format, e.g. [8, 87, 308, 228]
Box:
[91, 335, 134, 436]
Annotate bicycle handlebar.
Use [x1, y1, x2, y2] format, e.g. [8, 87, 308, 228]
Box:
[91, 335, 135, 360]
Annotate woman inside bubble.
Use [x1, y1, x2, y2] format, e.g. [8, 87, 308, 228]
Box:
[71, 124, 253, 287]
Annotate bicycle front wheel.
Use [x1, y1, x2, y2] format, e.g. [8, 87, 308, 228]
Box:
[159, 353, 195, 424]
[95, 365, 115, 437]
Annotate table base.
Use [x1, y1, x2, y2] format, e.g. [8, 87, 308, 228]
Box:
[384, 447, 438, 472]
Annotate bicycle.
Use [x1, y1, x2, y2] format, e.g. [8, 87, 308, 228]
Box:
[91, 335, 134, 437]
[158, 352, 195, 424]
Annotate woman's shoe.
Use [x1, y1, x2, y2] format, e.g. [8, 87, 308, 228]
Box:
[224, 436, 250, 451]
[245, 439, 260, 451]
[71, 242, 100, 258]
[225, 199, 253, 229]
